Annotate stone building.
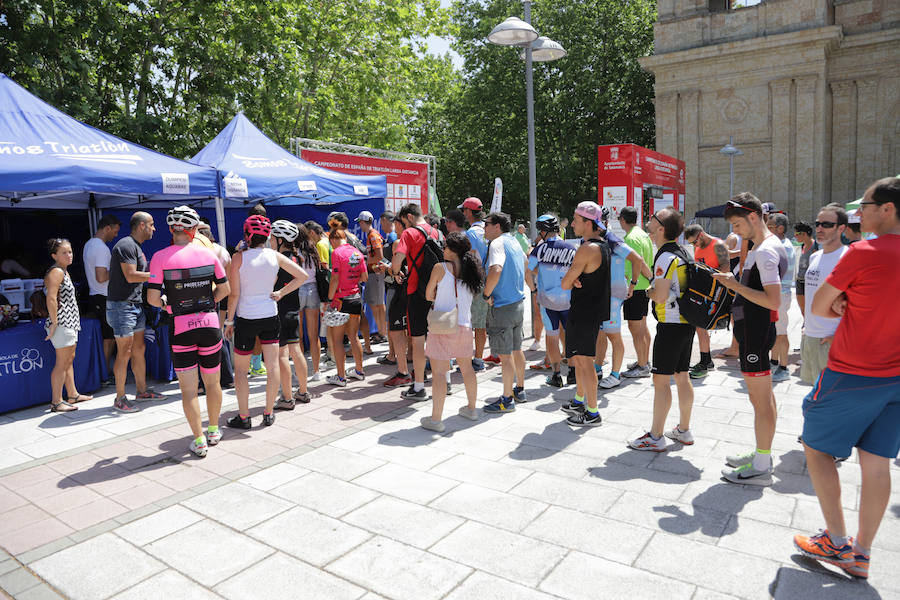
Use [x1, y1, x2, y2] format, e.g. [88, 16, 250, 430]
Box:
[639, 0, 900, 222]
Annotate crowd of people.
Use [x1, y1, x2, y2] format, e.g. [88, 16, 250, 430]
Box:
[34, 176, 899, 581]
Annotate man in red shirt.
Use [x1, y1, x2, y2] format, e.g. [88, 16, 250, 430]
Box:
[684, 224, 729, 379]
[792, 177, 900, 580]
[391, 203, 439, 401]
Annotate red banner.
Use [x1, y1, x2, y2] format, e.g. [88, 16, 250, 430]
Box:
[299, 149, 429, 213]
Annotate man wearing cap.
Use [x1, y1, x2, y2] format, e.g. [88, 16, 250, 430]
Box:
[843, 211, 863, 244]
[460, 197, 490, 371]
[766, 211, 795, 382]
[357, 211, 388, 344]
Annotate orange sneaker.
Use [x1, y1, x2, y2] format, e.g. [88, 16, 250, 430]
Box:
[838, 551, 869, 579]
[793, 530, 854, 566]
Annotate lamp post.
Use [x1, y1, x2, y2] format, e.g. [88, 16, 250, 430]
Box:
[719, 136, 743, 198]
[488, 1, 566, 239]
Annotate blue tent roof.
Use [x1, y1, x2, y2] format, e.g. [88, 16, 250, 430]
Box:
[0, 73, 220, 209]
[190, 113, 386, 206]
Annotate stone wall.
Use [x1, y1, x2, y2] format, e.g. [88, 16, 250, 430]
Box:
[640, 0, 900, 222]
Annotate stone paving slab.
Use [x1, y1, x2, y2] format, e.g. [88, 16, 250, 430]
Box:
[0, 299, 898, 599]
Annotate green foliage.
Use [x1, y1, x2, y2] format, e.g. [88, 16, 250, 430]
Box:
[0, 0, 452, 158]
[409, 0, 657, 222]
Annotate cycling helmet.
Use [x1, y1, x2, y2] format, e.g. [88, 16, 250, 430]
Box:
[271, 219, 299, 242]
[166, 205, 200, 231]
[322, 308, 350, 328]
[536, 214, 559, 233]
[243, 214, 272, 240]
[601, 206, 610, 221]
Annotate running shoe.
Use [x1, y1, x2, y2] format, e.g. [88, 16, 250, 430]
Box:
[189, 436, 208, 458]
[262, 412, 275, 426]
[293, 391, 311, 404]
[483, 397, 515, 413]
[206, 429, 222, 446]
[527, 339, 541, 352]
[566, 370, 577, 386]
[840, 551, 870, 579]
[113, 396, 141, 413]
[567, 409, 602, 427]
[308, 371, 323, 382]
[546, 372, 563, 387]
[226, 415, 251, 429]
[721, 463, 773, 486]
[560, 400, 584, 415]
[274, 395, 295, 411]
[135, 388, 164, 401]
[622, 364, 651, 378]
[371, 333, 388, 344]
[249, 366, 267, 376]
[725, 451, 754, 468]
[664, 426, 695, 445]
[326, 375, 347, 387]
[377, 355, 397, 366]
[400, 386, 430, 401]
[530, 359, 551, 370]
[598, 375, 621, 389]
[792, 530, 854, 566]
[484, 355, 501, 365]
[471, 358, 486, 372]
[458, 407, 479, 421]
[420, 417, 445, 433]
[689, 361, 713, 379]
[513, 386, 527, 403]
[626, 360, 639, 371]
[384, 372, 412, 387]
[628, 432, 667, 452]
[347, 369, 365, 381]
[772, 366, 790, 382]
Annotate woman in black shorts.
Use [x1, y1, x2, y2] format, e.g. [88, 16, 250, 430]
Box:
[325, 227, 368, 386]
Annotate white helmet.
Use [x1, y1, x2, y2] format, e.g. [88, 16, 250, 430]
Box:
[167, 205, 200, 231]
[322, 308, 350, 328]
[271, 219, 299, 242]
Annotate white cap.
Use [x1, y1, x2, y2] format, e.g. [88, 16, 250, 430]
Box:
[848, 210, 861, 224]
[355, 210, 374, 223]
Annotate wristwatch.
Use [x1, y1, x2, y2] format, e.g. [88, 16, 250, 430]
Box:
[630, 279, 638, 285]
[481, 293, 491, 301]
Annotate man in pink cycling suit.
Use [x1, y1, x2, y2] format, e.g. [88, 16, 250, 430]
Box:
[148, 206, 230, 457]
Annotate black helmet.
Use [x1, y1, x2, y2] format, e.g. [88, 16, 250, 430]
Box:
[601, 206, 610, 221]
[536, 214, 559, 232]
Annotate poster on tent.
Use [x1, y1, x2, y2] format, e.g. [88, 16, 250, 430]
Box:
[299, 150, 428, 214]
[602, 186, 628, 238]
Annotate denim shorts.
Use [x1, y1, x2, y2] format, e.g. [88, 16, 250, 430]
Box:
[297, 285, 320, 310]
[802, 368, 900, 459]
[106, 301, 146, 338]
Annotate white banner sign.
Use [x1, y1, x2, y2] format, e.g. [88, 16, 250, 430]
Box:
[353, 185, 369, 196]
[602, 186, 628, 237]
[297, 180, 317, 192]
[161, 173, 189, 195]
[223, 176, 248, 198]
[491, 177, 503, 213]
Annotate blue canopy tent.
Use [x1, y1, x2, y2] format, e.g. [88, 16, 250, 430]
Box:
[189, 113, 387, 246]
[0, 73, 222, 236]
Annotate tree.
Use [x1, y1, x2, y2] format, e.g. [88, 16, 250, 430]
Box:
[408, 0, 656, 222]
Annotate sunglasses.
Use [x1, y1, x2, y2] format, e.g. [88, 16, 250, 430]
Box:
[814, 221, 838, 229]
[726, 200, 754, 211]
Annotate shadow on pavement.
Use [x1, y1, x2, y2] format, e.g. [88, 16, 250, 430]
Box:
[587, 451, 702, 483]
[654, 482, 757, 538]
[770, 560, 881, 599]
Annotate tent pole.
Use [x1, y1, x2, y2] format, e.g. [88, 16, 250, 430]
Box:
[215, 197, 227, 247]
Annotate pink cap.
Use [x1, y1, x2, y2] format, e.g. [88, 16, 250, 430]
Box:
[458, 197, 483, 210]
[574, 201, 605, 228]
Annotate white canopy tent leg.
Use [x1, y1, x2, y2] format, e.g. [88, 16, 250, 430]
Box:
[215, 196, 227, 247]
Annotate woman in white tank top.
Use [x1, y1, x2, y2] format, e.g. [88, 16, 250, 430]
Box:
[225, 216, 308, 429]
[420, 232, 485, 432]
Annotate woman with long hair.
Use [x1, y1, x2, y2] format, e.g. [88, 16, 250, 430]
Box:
[420, 232, 484, 432]
[270, 220, 310, 410]
[325, 226, 367, 386]
[225, 216, 307, 428]
[44, 238, 91, 411]
[294, 222, 323, 380]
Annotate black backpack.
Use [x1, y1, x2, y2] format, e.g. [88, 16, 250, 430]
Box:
[409, 225, 444, 297]
[653, 242, 735, 330]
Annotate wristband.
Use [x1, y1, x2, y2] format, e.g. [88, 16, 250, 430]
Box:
[224, 320, 234, 326]
[482, 293, 491, 301]
[630, 280, 638, 285]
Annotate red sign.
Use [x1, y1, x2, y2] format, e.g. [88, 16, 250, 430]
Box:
[299, 149, 429, 213]
[597, 144, 685, 238]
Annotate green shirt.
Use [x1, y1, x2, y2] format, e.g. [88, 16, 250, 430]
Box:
[514, 232, 530, 255]
[624, 226, 653, 291]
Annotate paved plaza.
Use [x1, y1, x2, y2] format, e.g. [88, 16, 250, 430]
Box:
[0, 299, 898, 599]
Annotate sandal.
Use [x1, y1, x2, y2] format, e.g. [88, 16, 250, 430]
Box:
[70, 394, 93, 403]
[50, 400, 78, 412]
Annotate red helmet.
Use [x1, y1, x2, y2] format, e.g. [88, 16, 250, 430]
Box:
[243, 215, 272, 240]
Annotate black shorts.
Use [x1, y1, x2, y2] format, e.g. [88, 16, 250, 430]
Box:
[795, 280, 806, 296]
[734, 318, 776, 375]
[651, 323, 694, 375]
[622, 289, 649, 321]
[565, 309, 601, 358]
[89, 294, 114, 339]
[340, 295, 363, 316]
[407, 294, 432, 337]
[279, 310, 300, 347]
[172, 326, 223, 374]
[234, 316, 280, 354]
[388, 287, 407, 332]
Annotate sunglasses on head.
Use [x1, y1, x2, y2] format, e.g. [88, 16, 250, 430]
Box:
[814, 221, 838, 229]
[726, 200, 754, 211]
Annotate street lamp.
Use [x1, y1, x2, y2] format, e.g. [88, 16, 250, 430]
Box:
[488, 1, 566, 239]
[719, 136, 743, 198]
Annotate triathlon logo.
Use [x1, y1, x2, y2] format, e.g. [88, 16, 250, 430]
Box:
[746, 353, 759, 364]
[0, 347, 44, 376]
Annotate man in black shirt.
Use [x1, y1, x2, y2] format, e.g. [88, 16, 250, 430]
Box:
[107, 212, 160, 412]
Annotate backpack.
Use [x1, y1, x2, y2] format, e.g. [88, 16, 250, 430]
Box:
[409, 225, 444, 297]
[653, 242, 735, 330]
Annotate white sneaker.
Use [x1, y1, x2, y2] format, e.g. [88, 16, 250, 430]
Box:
[458, 407, 479, 421]
[622, 364, 651, 378]
[347, 369, 365, 381]
[664, 426, 694, 445]
[420, 417, 445, 433]
[527, 339, 541, 352]
[326, 375, 347, 387]
[309, 371, 322, 382]
[598, 375, 621, 389]
[628, 432, 667, 452]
